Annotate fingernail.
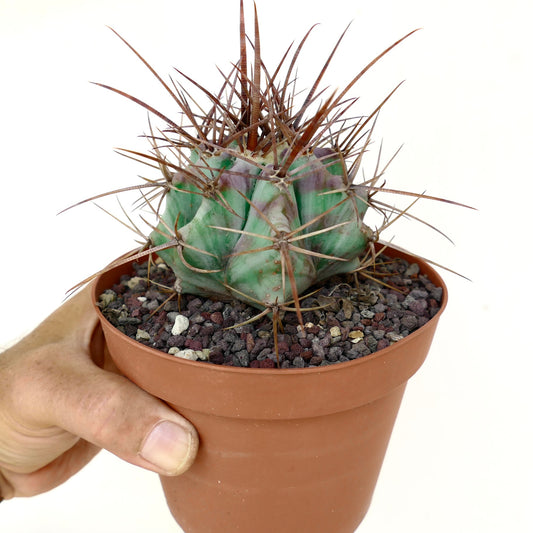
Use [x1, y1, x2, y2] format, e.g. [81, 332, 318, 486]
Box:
[140, 420, 193, 475]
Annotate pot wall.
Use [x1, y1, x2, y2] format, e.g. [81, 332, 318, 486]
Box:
[159, 385, 406, 533]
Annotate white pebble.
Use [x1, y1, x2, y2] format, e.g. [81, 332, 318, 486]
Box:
[168, 348, 198, 361]
[171, 314, 190, 335]
[99, 291, 116, 307]
[361, 309, 375, 319]
[386, 332, 404, 343]
[136, 329, 151, 341]
[349, 330, 364, 344]
[198, 349, 210, 361]
[126, 276, 144, 289]
[330, 326, 341, 337]
[405, 263, 420, 276]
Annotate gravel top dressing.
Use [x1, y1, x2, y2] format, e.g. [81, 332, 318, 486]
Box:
[97, 254, 442, 369]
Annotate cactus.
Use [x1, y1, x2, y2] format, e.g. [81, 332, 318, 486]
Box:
[88, 2, 430, 323]
[150, 147, 373, 312]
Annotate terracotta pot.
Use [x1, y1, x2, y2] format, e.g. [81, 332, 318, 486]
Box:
[91, 245, 447, 533]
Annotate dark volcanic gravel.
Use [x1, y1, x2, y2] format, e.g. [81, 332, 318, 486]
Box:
[97, 255, 443, 369]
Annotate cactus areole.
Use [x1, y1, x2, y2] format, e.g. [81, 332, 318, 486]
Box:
[91, 3, 422, 324]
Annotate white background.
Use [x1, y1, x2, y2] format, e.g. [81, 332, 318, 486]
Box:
[0, 0, 531, 531]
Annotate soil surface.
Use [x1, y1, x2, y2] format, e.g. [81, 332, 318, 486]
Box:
[97, 255, 442, 369]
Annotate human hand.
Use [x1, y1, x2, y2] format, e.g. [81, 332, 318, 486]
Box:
[0, 286, 198, 500]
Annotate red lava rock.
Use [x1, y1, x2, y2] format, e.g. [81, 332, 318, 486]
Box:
[188, 298, 203, 310]
[250, 360, 261, 368]
[409, 299, 428, 316]
[309, 355, 323, 366]
[326, 316, 340, 328]
[374, 312, 385, 322]
[299, 338, 312, 348]
[259, 359, 276, 369]
[290, 343, 303, 355]
[210, 311, 223, 325]
[155, 312, 167, 325]
[188, 324, 202, 336]
[126, 295, 142, 309]
[201, 325, 215, 336]
[301, 350, 313, 361]
[376, 339, 390, 351]
[185, 339, 203, 351]
[208, 348, 224, 365]
[277, 341, 289, 353]
[284, 350, 296, 362]
[167, 335, 186, 348]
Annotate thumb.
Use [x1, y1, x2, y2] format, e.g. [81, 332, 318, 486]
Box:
[30, 347, 199, 477]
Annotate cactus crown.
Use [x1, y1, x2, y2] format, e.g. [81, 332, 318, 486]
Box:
[76, 2, 463, 329]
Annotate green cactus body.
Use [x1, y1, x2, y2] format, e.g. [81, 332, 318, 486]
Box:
[150, 148, 373, 311]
